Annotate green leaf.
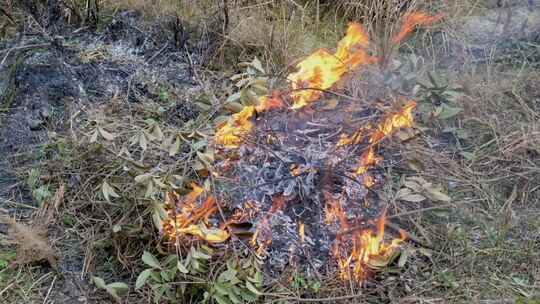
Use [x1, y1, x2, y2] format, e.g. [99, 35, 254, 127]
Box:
[136, 269, 152, 289]
[142, 251, 161, 269]
[228, 289, 242, 304]
[191, 247, 212, 260]
[214, 283, 230, 295]
[177, 261, 189, 274]
[218, 269, 237, 283]
[436, 104, 463, 120]
[239, 290, 258, 302]
[92, 276, 107, 289]
[214, 294, 233, 304]
[107, 282, 129, 292]
[245, 281, 262, 296]
[225, 93, 242, 106]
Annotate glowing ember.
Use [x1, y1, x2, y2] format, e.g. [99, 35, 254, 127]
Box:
[250, 196, 288, 257]
[299, 222, 305, 243]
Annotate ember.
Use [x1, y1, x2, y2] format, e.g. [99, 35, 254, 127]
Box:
[163, 12, 441, 282]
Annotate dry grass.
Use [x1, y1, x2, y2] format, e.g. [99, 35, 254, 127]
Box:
[1, 0, 539, 303]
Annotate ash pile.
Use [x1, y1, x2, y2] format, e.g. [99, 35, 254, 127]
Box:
[216, 65, 418, 278]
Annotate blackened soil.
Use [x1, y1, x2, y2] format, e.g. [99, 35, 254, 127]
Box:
[0, 10, 205, 303]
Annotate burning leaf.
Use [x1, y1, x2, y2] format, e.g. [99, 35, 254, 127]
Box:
[215, 106, 255, 148]
[178, 224, 229, 243]
[161, 184, 230, 243]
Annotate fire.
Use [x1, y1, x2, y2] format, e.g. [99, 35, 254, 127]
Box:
[299, 222, 305, 243]
[330, 210, 406, 281]
[353, 101, 416, 175]
[195, 11, 441, 283]
[162, 183, 229, 243]
[288, 23, 375, 109]
[392, 11, 443, 44]
[215, 106, 255, 149]
[250, 195, 288, 256]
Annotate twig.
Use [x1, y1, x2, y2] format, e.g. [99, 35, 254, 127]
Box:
[386, 199, 483, 220]
[0, 43, 51, 66]
[0, 281, 15, 297]
[146, 43, 169, 64]
[0, 8, 15, 25]
[42, 276, 57, 304]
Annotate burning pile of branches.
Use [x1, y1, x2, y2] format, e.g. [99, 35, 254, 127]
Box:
[161, 12, 441, 282]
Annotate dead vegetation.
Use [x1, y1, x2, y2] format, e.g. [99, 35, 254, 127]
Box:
[0, 0, 539, 303]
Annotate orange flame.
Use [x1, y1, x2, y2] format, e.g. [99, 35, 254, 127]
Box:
[392, 11, 443, 44]
[162, 183, 229, 243]
[215, 106, 255, 149]
[331, 210, 407, 281]
[288, 23, 375, 109]
[251, 196, 288, 256]
[354, 101, 416, 176]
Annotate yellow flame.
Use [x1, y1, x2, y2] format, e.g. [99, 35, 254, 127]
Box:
[288, 23, 375, 109]
[299, 222, 305, 243]
[215, 106, 255, 149]
[162, 184, 229, 243]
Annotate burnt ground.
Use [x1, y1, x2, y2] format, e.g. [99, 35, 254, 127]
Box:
[0, 10, 207, 302]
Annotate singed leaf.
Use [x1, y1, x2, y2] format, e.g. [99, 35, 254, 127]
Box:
[90, 130, 99, 143]
[98, 127, 115, 141]
[399, 193, 426, 202]
[102, 180, 120, 202]
[169, 136, 181, 156]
